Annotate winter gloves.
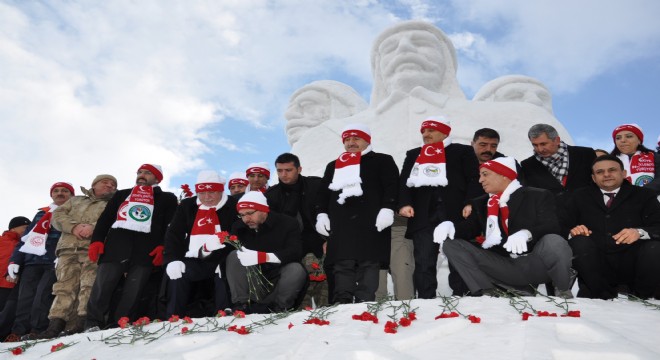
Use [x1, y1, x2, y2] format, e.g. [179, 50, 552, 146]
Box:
[433, 221, 455, 252]
[7, 263, 19, 279]
[88, 242, 105, 262]
[149, 245, 164, 266]
[315, 213, 331, 236]
[503, 230, 530, 255]
[166, 260, 186, 280]
[375, 208, 394, 232]
[236, 248, 267, 266]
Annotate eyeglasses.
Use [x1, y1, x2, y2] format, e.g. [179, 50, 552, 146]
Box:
[237, 210, 258, 219]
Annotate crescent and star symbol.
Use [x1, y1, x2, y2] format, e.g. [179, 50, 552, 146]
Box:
[197, 218, 212, 227]
[423, 146, 442, 157]
[487, 197, 500, 207]
[41, 220, 50, 230]
[139, 186, 147, 191]
[338, 152, 357, 162]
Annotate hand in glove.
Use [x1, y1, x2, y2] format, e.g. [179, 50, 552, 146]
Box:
[236, 248, 267, 267]
[204, 236, 226, 252]
[88, 242, 105, 262]
[166, 260, 186, 280]
[433, 221, 455, 245]
[503, 230, 529, 255]
[375, 208, 394, 232]
[315, 213, 331, 236]
[7, 263, 19, 279]
[149, 245, 164, 266]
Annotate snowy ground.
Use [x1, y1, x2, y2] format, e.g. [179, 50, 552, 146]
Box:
[3, 261, 660, 359]
[2, 295, 659, 360]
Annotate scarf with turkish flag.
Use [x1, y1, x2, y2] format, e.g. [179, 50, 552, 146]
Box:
[329, 146, 372, 204]
[187, 194, 228, 257]
[406, 138, 451, 187]
[482, 179, 522, 249]
[618, 151, 655, 187]
[20, 204, 57, 256]
[112, 186, 154, 233]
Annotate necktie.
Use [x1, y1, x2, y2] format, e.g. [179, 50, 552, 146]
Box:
[605, 193, 615, 208]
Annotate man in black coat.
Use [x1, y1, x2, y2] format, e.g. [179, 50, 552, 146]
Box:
[163, 170, 238, 317]
[86, 164, 177, 329]
[398, 116, 481, 298]
[266, 153, 329, 306]
[443, 157, 574, 298]
[561, 155, 660, 299]
[316, 123, 399, 304]
[521, 123, 595, 200]
[227, 191, 306, 313]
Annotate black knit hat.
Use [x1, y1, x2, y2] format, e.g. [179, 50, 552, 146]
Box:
[8, 216, 31, 230]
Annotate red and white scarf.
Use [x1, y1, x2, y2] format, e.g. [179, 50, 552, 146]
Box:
[619, 151, 655, 187]
[20, 204, 57, 256]
[112, 186, 155, 233]
[406, 138, 451, 187]
[482, 180, 522, 249]
[187, 193, 228, 257]
[329, 146, 372, 204]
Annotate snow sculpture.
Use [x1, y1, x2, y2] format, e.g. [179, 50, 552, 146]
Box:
[473, 75, 554, 114]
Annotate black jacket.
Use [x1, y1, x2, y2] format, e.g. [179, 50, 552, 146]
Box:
[266, 175, 325, 258]
[398, 143, 482, 237]
[92, 186, 178, 266]
[455, 186, 561, 257]
[521, 145, 596, 195]
[560, 181, 660, 253]
[317, 151, 399, 264]
[163, 195, 239, 264]
[230, 211, 302, 265]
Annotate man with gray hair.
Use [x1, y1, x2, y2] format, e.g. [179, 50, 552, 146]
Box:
[521, 124, 595, 199]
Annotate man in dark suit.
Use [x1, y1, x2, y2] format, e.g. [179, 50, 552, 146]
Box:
[442, 157, 574, 298]
[316, 123, 399, 304]
[521, 123, 595, 200]
[163, 170, 238, 317]
[398, 116, 481, 298]
[561, 155, 660, 299]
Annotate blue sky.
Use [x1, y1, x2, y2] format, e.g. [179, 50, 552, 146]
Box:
[1, 0, 659, 224]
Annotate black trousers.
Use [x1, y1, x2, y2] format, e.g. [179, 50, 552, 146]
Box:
[86, 262, 152, 328]
[166, 259, 230, 317]
[570, 235, 660, 299]
[333, 259, 379, 303]
[11, 264, 56, 334]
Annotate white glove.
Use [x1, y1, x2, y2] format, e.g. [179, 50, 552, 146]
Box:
[375, 208, 394, 232]
[7, 263, 19, 279]
[166, 261, 186, 280]
[53, 258, 59, 269]
[215, 265, 222, 279]
[503, 230, 529, 255]
[236, 248, 263, 267]
[433, 221, 455, 245]
[203, 236, 225, 252]
[315, 213, 331, 236]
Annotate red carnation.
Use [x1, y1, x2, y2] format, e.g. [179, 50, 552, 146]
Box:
[234, 310, 246, 318]
[562, 310, 581, 318]
[183, 316, 193, 324]
[522, 312, 533, 321]
[468, 315, 481, 324]
[181, 327, 189, 334]
[118, 316, 130, 328]
[217, 310, 227, 317]
[399, 317, 412, 327]
[407, 312, 417, 321]
[288, 322, 294, 329]
[168, 315, 180, 322]
[11, 347, 23, 355]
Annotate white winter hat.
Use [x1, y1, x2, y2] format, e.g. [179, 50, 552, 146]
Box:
[246, 162, 271, 179]
[236, 191, 270, 213]
[480, 157, 517, 180]
[341, 123, 372, 143]
[228, 172, 249, 187]
[195, 170, 226, 193]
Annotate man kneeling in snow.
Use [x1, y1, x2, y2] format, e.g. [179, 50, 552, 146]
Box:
[227, 192, 307, 313]
[441, 157, 574, 298]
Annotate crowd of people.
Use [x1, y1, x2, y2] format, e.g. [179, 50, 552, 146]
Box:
[1, 120, 659, 342]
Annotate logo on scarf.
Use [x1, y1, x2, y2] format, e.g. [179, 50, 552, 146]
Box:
[28, 235, 45, 247]
[423, 165, 440, 177]
[635, 175, 653, 187]
[128, 205, 152, 222]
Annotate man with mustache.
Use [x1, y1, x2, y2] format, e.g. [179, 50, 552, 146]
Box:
[397, 117, 481, 298]
[84, 164, 177, 331]
[30, 177, 117, 339]
[316, 123, 399, 304]
[4, 183, 74, 341]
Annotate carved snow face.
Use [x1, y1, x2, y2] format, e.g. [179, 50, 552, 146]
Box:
[377, 30, 446, 95]
[285, 89, 330, 144]
[494, 83, 552, 114]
